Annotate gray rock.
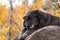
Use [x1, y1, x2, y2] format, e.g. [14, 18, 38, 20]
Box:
[25, 26, 60, 40]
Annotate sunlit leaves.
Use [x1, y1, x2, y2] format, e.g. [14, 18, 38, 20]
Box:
[0, 36, 6, 40]
[28, 0, 42, 10]
[57, 9, 60, 17]
[0, 5, 9, 40]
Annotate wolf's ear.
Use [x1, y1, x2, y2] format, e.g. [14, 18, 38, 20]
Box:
[33, 10, 40, 17]
[23, 16, 28, 19]
[23, 16, 26, 19]
[35, 10, 39, 12]
[38, 10, 48, 19]
[34, 10, 40, 13]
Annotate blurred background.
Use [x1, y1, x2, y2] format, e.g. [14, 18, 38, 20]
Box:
[0, 0, 60, 40]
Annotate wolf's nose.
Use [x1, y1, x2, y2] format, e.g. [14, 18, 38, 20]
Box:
[26, 24, 30, 29]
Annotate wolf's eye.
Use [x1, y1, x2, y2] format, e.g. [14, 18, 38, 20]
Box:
[28, 17, 30, 20]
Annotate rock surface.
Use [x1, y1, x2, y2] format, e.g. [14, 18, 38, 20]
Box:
[25, 26, 60, 40]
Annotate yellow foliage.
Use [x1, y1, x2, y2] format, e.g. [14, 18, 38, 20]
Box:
[29, 0, 42, 10]
[57, 9, 60, 17]
[10, 26, 21, 40]
[0, 36, 6, 40]
[0, 5, 9, 40]
[46, 9, 56, 15]
[9, 5, 26, 39]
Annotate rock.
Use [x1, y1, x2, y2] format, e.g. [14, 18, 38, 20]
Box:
[25, 26, 60, 40]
